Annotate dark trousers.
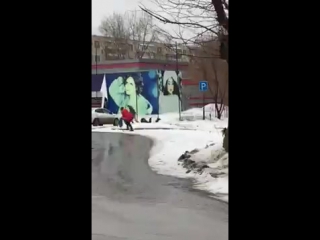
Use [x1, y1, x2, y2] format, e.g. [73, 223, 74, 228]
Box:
[123, 119, 133, 131]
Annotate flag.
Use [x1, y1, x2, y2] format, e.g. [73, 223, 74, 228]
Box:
[100, 74, 108, 109]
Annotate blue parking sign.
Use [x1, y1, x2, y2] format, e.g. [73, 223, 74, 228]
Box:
[199, 81, 208, 92]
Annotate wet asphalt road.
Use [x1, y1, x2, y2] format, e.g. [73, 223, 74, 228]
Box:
[92, 132, 228, 240]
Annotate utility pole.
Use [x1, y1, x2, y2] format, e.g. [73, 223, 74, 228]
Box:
[203, 93, 205, 120]
[94, 41, 100, 75]
[157, 71, 160, 119]
[175, 42, 181, 120]
[136, 92, 138, 120]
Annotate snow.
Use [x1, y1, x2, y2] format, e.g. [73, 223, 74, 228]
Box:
[92, 122, 184, 130]
[92, 105, 229, 202]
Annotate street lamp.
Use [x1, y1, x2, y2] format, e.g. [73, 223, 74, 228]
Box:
[94, 41, 100, 75]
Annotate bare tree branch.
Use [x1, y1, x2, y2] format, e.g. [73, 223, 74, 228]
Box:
[139, 6, 218, 35]
[139, 0, 222, 43]
[99, 11, 160, 60]
[137, 0, 228, 64]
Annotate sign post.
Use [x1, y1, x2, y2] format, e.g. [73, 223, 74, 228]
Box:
[199, 80, 208, 120]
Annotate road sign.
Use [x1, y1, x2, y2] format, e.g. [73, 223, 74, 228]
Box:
[199, 81, 208, 92]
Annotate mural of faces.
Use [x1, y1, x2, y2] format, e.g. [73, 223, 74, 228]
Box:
[158, 70, 182, 114]
[164, 77, 179, 95]
[124, 76, 136, 96]
[107, 73, 153, 116]
[104, 70, 182, 116]
[161, 70, 181, 97]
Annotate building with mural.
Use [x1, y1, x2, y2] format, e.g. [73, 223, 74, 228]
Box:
[92, 34, 228, 112]
[91, 60, 186, 116]
[92, 59, 225, 116]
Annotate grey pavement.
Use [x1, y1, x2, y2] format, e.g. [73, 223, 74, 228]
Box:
[92, 132, 228, 240]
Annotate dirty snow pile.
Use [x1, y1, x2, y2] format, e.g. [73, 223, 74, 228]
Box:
[178, 142, 228, 202]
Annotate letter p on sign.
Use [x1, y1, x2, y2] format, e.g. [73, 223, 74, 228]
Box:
[199, 81, 208, 92]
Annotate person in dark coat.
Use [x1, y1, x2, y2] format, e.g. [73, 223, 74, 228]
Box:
[120, 107, 134, 131]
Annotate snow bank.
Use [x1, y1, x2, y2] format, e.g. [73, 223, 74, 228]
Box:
[142, 130, 221, 177]
[139, 103, 228, 122]
[179, 143, 228, 202]
[144, 107, 228, 131]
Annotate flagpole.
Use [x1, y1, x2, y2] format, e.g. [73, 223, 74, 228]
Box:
[100, 74, 107, 109]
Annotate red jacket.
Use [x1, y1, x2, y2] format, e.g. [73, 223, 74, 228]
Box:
[121, 109, 134, 122]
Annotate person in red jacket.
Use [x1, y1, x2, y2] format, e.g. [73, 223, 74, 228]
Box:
[120, 107, 134, 131]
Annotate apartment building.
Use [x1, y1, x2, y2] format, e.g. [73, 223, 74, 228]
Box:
[92, 35, 191, 63]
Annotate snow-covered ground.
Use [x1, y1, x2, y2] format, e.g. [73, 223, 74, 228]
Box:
[92, 105, 229, 202]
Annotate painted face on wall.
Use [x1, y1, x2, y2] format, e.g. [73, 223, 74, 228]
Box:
[166, 78, 175, 94]
[125, 77, 136, 96]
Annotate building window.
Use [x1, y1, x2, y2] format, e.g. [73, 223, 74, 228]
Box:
[129, 44, 133, 51]
[94, 41, 100, 48]
[138, 44, 145, 50]
[183, 50, 187, 55]
[94, 55, 100, 62]
[165, 54, 175, 60]
[151, 53, 155, 59]
[157, 47, 162, 53]
[104, 46, 108, 58]
[142, 53, 150, 59]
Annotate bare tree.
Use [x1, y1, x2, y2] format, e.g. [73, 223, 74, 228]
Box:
[99, 11, 160, 59]
[127, 11, 160, 58]
[99, 13, 130, 59]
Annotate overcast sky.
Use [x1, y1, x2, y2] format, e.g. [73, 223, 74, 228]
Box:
[92, 0, 206, 41]
[92, 0, 150, 35]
